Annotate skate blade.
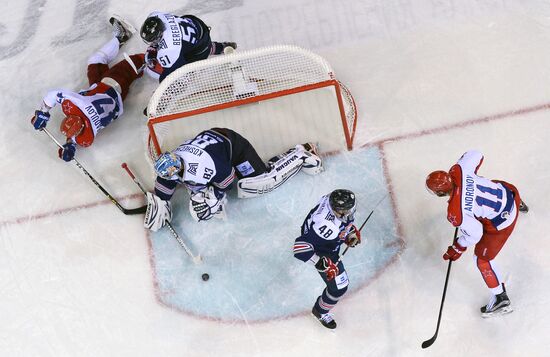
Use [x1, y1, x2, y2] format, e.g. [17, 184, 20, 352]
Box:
[481, 305, 513, 318]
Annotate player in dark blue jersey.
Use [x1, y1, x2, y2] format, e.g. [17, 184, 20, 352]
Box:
[140, 11, 237, 82]
[294, 189, 362, 329]
[143, 128, 324, 230]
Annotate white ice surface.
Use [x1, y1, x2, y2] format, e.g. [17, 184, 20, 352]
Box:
[1, 1, 550, 356]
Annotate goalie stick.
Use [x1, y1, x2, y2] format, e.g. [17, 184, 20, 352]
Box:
[421, 227, 459, 349]
[121, 163, 203, 265]
[40, 128, 146, 215]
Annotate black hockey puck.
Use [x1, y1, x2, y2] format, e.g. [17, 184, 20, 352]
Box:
[202, 273, 210, 281]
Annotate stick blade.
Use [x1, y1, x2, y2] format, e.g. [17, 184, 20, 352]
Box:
[421, 335, 437, 349]
[123, 205, 147, 215]
[193, 255, 203, 265]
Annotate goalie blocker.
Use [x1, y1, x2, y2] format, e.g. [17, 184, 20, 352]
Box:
[146, 128, 323, 227]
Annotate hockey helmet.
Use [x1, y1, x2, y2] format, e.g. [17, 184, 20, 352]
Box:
[140, 16, 165, 44]
[60, 115, 85, 138]
[329, 189, 356, 219]
[154, 152, 182, 180]
[426, 170, 453, 196]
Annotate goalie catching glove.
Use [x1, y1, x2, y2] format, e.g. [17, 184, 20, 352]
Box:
[189, 186, 227, 222]
[144, 192, 172, 231]
[344, 225, 361, 247]
[315, 256, 339, 281]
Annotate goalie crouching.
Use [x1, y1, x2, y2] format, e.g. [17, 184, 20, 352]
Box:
[144, 127, 323, 231]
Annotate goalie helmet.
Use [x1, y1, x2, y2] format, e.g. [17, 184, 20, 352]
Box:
[426, 170, 453, 196]
[60, 115, 85, 138]
[329, 189, 356, 220]
[154, 152, 182, 180]
[140, 16, 165, 44]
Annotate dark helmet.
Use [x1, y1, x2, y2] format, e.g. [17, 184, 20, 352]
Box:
[140, 16, 165, 44]
[329, 189, 356, 219]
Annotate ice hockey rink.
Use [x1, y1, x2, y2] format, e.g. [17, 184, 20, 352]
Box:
[2, 0, 550, 356]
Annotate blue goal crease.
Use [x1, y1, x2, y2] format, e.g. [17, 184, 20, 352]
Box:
[149, 146, 401, 321]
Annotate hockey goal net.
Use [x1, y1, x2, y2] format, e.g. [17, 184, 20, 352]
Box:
[146, 45, 357, 165]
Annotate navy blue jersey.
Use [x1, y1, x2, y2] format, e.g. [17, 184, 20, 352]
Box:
[154, 129, 236, 201]
[146, 12, 212, 82]
[294, 195, 355, 263]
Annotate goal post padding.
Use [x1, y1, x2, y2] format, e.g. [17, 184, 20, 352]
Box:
[146, 45, 357, 163]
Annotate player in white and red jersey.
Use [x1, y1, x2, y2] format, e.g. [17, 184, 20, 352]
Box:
[31, 16, 144, 161]
[426, 150, 528, 317]
[139, 11, 237, 82]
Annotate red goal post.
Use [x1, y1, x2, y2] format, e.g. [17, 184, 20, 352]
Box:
[146, 45, 357, 164]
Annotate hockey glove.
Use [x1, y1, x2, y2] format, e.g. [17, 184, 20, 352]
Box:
[315, 256, 339, 281]
[144, 192, 172, 232]
[443, 240, 466, 261]
[31, 110, 50, 130]
[345, 225, 361, 248]
[58, 141, 76, 162]
[189, 186, 227, 222]
[144, 46, 163, 79]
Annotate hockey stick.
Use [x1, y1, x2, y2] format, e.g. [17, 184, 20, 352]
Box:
[337, 193, 388, 263]
[121, 163, 203, 265]
[40, 128, 146, 215]
[123, 52, 146, 75]
[421, 227, 459, 349]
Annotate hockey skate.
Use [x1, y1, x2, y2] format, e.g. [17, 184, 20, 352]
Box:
[518, 200, 529, 213]
[301, 142, 320, 156]
[481, 287, 513, 318]
[110, 15, 136, 46]
[312, 307, 337, 329]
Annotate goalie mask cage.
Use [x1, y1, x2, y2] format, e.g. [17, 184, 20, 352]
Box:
[146, 45, 357, 165]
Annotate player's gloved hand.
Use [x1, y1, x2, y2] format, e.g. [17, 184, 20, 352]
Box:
[58, 141, 76, 162]
[189, 186, 227, 221]
[191, 199, 210, 220]
[345, 225, 361, 247]
[31, 110, 50, 130]
[145, 45, 158, 65]
[315, 256, 339, 281]
[443, 240, 466, 261]
[145, 45, 163, 79]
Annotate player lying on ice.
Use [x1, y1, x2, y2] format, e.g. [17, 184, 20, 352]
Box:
[143, 127, 323, 230]
[426, 150, 529, 317]
[31, 16, 144, 161]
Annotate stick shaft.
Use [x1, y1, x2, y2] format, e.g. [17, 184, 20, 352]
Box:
[337, 193, 388, 263]
[421, 227, 458, 349]
[121, 163, 202, 264]
[41, 128, 145, 215]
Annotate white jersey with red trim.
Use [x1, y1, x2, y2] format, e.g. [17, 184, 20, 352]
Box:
[42, 87, 122, 138]
[447, 150, 518, 248]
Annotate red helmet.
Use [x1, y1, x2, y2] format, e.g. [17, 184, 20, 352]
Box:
[60, 115, 85, 138]
[426, 170, 453, 196]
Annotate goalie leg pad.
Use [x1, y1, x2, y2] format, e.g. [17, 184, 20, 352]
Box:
[144, 192, 172, 232]
[238, 149, 304, 198]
